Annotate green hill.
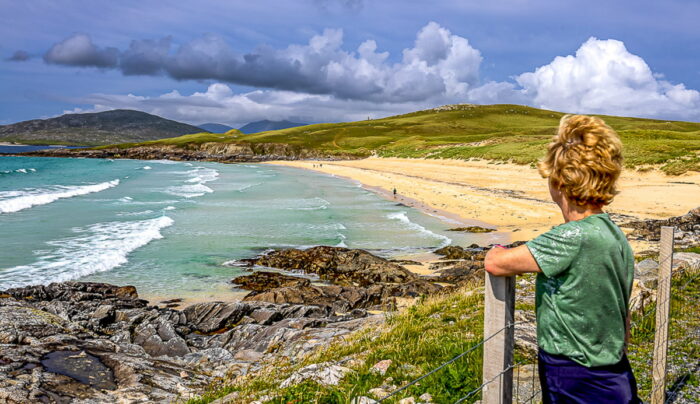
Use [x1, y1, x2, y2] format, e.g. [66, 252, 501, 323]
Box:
[0, 109, 208, 146]
[104, 104, 700, 174]
[239, 119, 307, 134]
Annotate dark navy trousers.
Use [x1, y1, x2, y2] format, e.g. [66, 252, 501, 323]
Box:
[538, 349, 641, 403]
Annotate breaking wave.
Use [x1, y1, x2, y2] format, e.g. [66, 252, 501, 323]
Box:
[0, 180, 120, 214]
[387, 211, 451, 248]
[0, 216, 174, 289]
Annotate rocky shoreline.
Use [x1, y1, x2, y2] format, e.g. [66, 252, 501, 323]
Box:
[10, 142, 363, 163]
[1, 209, 698, 403]
[0, 244, 490, 403]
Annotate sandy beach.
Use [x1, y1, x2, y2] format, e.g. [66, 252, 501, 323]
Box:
[270, 157, 700, 243]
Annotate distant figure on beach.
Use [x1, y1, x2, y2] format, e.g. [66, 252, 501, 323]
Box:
[484, 115, 639, 403]
[393, 188, 397, 198]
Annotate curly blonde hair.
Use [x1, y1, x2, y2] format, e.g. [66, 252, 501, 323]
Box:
[538, 114, 623, 206]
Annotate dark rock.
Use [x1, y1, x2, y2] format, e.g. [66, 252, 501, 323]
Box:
[183, 302, 252, 334]
[2, 282, 141, 303]
[243, 280, 441, 312]
[434, 245, 486, 260]
[0, 305, 68, 343]
[240, 246, 417, 286]
[20, 141, 363, 163]
[0, 282, 379, 402]
[430, 261, 484, 284]
[243, 284, 385, 313]
[447, 226, 495, 233]
[232, 271, 311, 292]
[623, 208, 700, 246]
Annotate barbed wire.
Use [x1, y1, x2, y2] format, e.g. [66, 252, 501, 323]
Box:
[629, 261, 699, 331]
[376, 319, 533, 402]
[453, 361, 523, 403]
[664, 359, 700, 403]
[375, 228, 698, 404]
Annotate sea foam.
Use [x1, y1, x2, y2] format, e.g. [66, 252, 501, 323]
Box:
[387, 211, 452, 248]
[0, 215, 174, 289]
[166, 166, 219, 198]
[0, 179, 120, 214]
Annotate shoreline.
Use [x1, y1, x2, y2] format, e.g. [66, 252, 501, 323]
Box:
[2, 156, 484, 305]
[268, 157, 700, 244]
[281, 164, 509, 237]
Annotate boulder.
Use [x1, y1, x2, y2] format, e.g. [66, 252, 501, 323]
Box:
[183, 302, 252, 333]
[0, 305, 67, 343]
[434, 245, 487, 260]
[232, 271, 311, 293]
[240, 246, 417, 286]
[280, 362, 352, 388]
[242, 277, 440, 312]
[624, 208, 700, 246]
[447, 226, 495, 233]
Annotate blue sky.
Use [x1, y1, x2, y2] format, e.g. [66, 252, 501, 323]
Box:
[1, 0, 699, 126]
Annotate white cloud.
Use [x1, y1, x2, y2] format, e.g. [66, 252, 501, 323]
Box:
[71, 83, 435, 126]
[511, 37, 700, 119]
[63, 35, 700, 124]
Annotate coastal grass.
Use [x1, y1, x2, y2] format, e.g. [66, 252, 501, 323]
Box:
[628, 268, 700, 400]
[186, 279, 538, 404]
[187, 267, 700, 403]
[111, 104, 700, 174]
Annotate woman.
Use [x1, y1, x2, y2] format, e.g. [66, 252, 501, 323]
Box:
[484, 115, 640, 403]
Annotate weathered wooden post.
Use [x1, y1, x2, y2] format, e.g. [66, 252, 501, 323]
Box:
[482, 272, 515, 404]
[651, 226, 674, 404]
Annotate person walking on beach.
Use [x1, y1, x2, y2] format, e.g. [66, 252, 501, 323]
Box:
[484, 115, 639, 403]
[393, 188, 397, 199]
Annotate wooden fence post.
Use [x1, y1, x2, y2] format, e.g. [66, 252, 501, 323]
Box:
[651, 226, 674, 404]
[483, 273, 515, 404]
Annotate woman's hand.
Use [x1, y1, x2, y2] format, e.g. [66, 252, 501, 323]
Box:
[484, 244, 541, 276]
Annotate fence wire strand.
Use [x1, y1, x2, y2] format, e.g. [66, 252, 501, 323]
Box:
[377, 320, 531, 402]
[374, 227, 697, 403]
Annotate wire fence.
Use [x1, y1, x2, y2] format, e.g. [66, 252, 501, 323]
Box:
[373, 225, 699, 403]
[628, 243, 700, 404]
[376, 287, 542, 403]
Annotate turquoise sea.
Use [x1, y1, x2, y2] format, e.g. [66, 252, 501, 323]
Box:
[0, 156, 504, 300]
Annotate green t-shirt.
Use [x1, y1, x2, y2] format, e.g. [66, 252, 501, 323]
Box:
[526, 213, 634, 367]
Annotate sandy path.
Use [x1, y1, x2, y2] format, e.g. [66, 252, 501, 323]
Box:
[269, 158, 700, 242]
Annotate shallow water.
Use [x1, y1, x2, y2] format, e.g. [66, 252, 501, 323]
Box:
[0, 156, 504, 298]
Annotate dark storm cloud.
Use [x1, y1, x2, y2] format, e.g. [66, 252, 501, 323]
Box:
[40, 23, 484, 103]
[121, 37, 172, 75]
[7, 50, 31, 61]
[44, 34, 119, 68]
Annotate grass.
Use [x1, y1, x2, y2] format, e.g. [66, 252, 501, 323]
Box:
[628, 268, 700, 400]
[104, 104, 700, 174]
[187, 278, 538, 404]
[186, 265, 700, 403]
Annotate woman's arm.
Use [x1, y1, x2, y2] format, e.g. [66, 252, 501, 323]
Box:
[484, 244, 541, 276]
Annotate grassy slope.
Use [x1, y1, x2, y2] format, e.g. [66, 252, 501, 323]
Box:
[113, 104, 700, 174]
[189, 269, 700, 403]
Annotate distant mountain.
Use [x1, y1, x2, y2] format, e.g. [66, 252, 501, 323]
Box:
[0, 110, 207, 146]
[238, 120, 307, 134]
[198, 123, 234, 133]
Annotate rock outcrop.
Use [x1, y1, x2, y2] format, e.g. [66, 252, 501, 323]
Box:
[19, 141, 362, 162]
[624, 207, 700, 247]
[0, 282, 379, 403]
[235, 271, 440, 312]
[239, 246, 418, 286]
